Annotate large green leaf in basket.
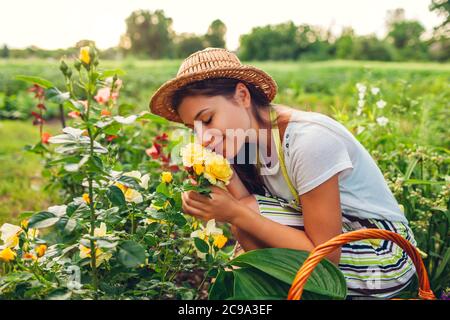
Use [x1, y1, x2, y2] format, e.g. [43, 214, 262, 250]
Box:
[209, 248, 347, 300]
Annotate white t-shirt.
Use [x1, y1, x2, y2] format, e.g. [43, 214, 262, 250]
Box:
[258, 109, 408, 224]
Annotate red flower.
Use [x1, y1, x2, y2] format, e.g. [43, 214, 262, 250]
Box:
[106, 135, 117, 142]
[31, 111, 44, 125]
[37, 103, 46, 110]
[145, 142, 162, 159]
[168, 164, 180, 172]
[41, 132, 51, 144]
[155, 133, 169, 142]
[28, 84, 45, 99]
[161, 154, 170, 164]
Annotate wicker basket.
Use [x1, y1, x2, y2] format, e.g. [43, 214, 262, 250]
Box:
[287, 229, 436, 300]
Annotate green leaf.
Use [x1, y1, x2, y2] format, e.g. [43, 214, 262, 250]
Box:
[209, 269, 235, 300]
[230, 248, 347, 299]
[28, 211, 60, 229]
[404, 179, 446, 185]
[99, 69, 126, 79]
[107, 185, 126, 207]
[432, 247, 450, 283]
[137, 112, 169, 125]
[45, 87, 70, 103]
[117, 176, 141, 189]
[56, 216, 78, 234]
[117, 240, 146, 268]
[194, 237, 210, 253]
[156, 182, 170, 197]
[232, 268, 290, 300]
[102, 122, 121, 135]
[47, 288, 72, 300]
[404, 158, 418, 180]
[64, 99, 85, 112]
[15, 75, 54, 88]
[170, 212, 187, 227]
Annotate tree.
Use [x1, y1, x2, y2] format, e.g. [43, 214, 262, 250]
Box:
[1, 44, 9, 58]
[385, 8, 427, 60]
[174, 33, 206, 58]
[428, 0, 450, 61]
[335, 27, 356, 59]
[430, 0, 450, 28]
[353, 35, 396, 61]
[204, 19, 227, 48]
[121, 9, 175, 59]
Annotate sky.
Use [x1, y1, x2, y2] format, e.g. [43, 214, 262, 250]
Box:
[0, 0, 443, 51]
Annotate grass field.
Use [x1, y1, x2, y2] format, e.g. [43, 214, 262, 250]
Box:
[0, 120, 62, 224]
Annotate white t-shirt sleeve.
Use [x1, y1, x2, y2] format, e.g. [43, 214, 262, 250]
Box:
[287, 123, 354, 195]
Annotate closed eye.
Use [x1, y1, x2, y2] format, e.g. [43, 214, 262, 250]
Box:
[203, 116, 213, 125]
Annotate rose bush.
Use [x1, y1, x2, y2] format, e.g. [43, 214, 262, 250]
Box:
[0, 46, 236, 299]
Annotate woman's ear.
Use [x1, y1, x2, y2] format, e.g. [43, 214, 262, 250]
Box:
[234, 82, 252, 109]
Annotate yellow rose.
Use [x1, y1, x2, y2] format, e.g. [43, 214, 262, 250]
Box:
[161, 171, 173, 183]
[114, 182, 143, 203]
[5, 235, 19, 249]
[78, 244, 111, 267]
[124, 188, 143, 203]
[180, 143, 207, 167]
[35, 244, 47, 258]
[82, 193, 91, 204]
[203, 152, 233, 185]
[213, 234, 228, 249]
[79, 46, 91, 64]
[193, 163, 205, 175]
[0, 247, 16, 262]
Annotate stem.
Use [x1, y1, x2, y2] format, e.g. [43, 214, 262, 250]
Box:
[85, 65, 99, 297]
[195, 268, 211, 300]
[58, 104, 66, 128]
[130, 204, 135, 235]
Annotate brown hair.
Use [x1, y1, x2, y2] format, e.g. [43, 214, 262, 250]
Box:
[172, 77, 273, 195]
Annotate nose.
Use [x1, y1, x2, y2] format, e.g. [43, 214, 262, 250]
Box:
[195, 131, 215, 148]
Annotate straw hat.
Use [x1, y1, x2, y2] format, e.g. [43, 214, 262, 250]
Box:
[148, 47, 278, 123]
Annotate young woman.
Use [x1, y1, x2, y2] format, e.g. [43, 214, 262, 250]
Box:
[149, 47, 417, 299]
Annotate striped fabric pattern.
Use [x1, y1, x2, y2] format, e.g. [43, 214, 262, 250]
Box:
[251, 193, 417, 299]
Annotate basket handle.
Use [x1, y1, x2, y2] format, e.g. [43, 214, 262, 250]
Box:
[287, 228, 436, 300]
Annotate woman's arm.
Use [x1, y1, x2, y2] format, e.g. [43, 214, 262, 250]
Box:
[231, 174, 343, 265]
[227, 167, 268, 251]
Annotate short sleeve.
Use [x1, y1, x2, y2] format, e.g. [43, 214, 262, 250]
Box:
[286, 123, 353, 195]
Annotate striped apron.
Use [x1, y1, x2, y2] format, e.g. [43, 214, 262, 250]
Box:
[248, 193, 417, 299]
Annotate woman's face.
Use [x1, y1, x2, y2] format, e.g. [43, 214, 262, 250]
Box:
[176, 83, 254, 159]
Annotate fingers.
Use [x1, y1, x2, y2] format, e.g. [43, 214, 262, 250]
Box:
[186, 190, 210, 203]
[181, 192, 208, 219]
[181, 191, 203, 208]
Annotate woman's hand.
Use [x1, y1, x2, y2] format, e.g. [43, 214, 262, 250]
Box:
[181, 186, 241, 223]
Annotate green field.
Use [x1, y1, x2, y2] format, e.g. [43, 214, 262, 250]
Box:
[0, 59, 449, 224]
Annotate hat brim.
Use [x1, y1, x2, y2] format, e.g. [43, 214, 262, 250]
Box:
[149, 65, 278, 123]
